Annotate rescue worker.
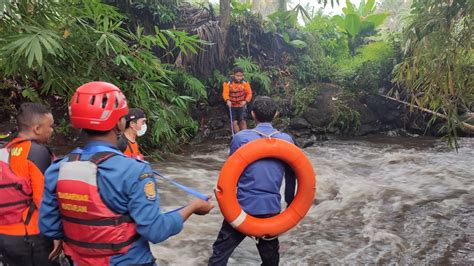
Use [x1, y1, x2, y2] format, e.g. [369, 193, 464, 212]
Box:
[118, 108, 146, 160]
[208, 96, 296, 266]
[222, 67, 253, 133]
[0, 103, 61, 266]
[39, 81, 214, 265]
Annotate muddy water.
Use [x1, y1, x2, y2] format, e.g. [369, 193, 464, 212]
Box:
[150, 137, 473, 265]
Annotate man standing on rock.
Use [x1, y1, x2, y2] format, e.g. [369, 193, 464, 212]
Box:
[223, 67, 253, 133]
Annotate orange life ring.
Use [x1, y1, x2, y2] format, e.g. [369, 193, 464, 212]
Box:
[215, 138, 316, 237]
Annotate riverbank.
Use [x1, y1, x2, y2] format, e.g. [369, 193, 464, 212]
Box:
[190, 83, 471, 149]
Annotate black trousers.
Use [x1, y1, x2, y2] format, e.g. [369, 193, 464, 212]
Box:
[230, 107, 247, 122]
[0, 234, 59, 266]
[208, 215, 279, 266]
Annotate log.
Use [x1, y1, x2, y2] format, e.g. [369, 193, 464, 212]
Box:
[379, 94, 474, 134]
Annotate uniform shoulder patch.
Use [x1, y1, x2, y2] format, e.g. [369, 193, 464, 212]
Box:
[139, 173, 154, 180]
[144, 181, 156, 200]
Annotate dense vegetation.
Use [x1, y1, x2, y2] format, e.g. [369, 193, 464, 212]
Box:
[0, 0, 471, 150]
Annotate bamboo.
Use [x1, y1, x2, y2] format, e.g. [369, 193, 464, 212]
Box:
[379, 94, 474, 134]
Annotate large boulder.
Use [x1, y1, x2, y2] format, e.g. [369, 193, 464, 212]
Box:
[363, 95, 403, 126]
[294, 134, 317, 148]
[303, 83, 343, 128]
[289, 117, 311, 130]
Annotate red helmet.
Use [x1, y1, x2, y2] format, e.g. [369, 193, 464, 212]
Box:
[69, 81, 128, 131]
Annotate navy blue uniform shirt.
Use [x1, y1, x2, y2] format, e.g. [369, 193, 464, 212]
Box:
[230, 123, 296, 215]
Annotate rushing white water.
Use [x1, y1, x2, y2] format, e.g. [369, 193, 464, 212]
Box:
[150, 137, 473, 265]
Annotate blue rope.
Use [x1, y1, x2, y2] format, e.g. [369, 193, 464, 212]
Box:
[68, 146, 209, 214]
[153, 170, 208, 201]
[229, 106, 235, 137]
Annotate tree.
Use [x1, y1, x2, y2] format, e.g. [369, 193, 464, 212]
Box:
[333, 0, 388, 55]
[377, 0, 412, 32]
[251, 0, 278, 17]
[394, 0, 473, 147]
[0, 0, 206, 150]
[220, 0, 231, 45]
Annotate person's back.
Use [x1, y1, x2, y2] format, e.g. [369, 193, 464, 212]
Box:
[230, 125, 295, 215]
[209, 96, 295, 266]
[0, 103, 59, 266]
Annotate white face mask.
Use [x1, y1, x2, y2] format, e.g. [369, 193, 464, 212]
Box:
[136, 123, 147, 137]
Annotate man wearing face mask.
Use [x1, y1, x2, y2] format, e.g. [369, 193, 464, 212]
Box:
[118, 108, 147, 160]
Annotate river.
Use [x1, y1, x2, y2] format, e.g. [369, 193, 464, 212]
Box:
[150, 136, 473, 265]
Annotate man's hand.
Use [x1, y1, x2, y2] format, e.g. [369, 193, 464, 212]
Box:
[240, 101, 247, 107]
[190, 195, 214, 215]
[48, 240, 63, 261]
[226, 101, 232, 108]
[179, 194, 215, 221]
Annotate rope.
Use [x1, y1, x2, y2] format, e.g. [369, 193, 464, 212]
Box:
[228, 106, 235, 137]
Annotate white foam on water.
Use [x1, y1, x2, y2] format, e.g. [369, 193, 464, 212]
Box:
[151, 138, 474, 265]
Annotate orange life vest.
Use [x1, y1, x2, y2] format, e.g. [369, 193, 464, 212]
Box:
[57, 152, 138, 258]
[0, 140, 34, 226]
[228, 81, 247, 104]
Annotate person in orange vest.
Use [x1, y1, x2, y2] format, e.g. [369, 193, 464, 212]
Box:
[222, 67, 253, 133]
[39, 81, 214, 265]
[118, 108, 146, 160]
[0, 103, 61, 266]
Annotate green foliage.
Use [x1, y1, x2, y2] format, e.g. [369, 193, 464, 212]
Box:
[377, 0, 412, 33]
[168, 67, 207, 101]
[329, 96, 361, 132]
[291, 85, 320, 115]
[335, 41, 396, 92]
[263, 5, 311, 50]
[230, 0, 252, 16]
[54, 118, 73, 136]
[393, 0, 473, 147]
[289, 55, 335, 86]
[234, 57, 271, 93]
[304, 11, 350, 60]
[333, 0, 389, 55]
[21, 87, 43, 103]
[0, 0, 206, 150]
[106, 0, 181, 26]
[207, 70, 227, 91]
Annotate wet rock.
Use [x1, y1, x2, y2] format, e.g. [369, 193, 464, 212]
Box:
[209, 119, 225, 130]
[303, 83, 343, 128]
[207, 88, 222, 107]
[303, 106, 333, 128]
[289, 117, 311, 130]
[291, 128, 312, 138]
[190, 130, 207, 145]
[294, 134, 317, 148]
[363, 95, 402, 124]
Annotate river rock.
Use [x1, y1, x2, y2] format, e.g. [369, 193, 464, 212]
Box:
[294, 134, 317, 148]
[289, 117, 311, 130]
[207, 88, 222, 107]
[209, 119, 225, 130]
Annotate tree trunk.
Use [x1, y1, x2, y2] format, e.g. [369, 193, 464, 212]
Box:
[219, 0, 231, 51]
